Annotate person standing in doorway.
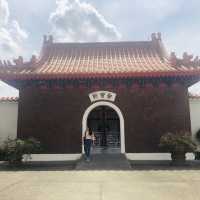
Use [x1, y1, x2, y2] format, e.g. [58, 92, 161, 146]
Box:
[83, 127, 95, 161]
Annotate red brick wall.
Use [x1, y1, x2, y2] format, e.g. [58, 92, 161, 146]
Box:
[116, 84, 191, 152]
[17, 84, 191, 153]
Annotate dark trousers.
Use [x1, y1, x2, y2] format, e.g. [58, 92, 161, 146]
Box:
[84, 139, 92, 158]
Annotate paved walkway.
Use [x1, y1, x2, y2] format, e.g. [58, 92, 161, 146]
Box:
[76, 154, 132, 170]
[0, 170, 200, 200]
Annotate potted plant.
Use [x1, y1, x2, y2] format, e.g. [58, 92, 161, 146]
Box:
[0, 146, 6, 161]
[159, 132, 196, 164]
[194, 129, 200, 160]
[0, 137, 42, 165]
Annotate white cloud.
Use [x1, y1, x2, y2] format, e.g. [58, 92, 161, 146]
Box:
[134, 0, 182, 21]
[165, 27, 200, 57]
[0, 23, 28, 58]
[10, 21, 28, 43]
[92, 0, 183, 32]
[0, 0, 9, 26]
[0, 0, 27, 97]
[0, 0, 28, 60]
[49, 0, 121, 42]
[166, 26, 200, 94]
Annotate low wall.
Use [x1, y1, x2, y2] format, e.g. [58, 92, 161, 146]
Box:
[0, 96, 200, 153]
[189, 97, 200, 140]
[0, 99, 18, 144]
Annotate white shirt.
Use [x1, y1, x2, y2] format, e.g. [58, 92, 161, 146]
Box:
[84, 130, 95, 140]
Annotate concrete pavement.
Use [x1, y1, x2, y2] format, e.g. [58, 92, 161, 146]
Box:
[75, 154, 132, 170]
[0, 170, 200, 200]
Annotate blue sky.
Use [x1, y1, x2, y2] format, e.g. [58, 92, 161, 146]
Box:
[0, 0, 200, 97]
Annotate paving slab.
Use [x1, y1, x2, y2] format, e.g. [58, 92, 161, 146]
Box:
[1, 170, 200, 200]
[75, 154, 132, 170]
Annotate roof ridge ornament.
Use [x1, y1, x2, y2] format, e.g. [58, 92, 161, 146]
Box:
[157, 32, 162, 41]
[170, 51, 200, 68]
[43, 34, 54, 45]
[0, 54, 39, 69]
[151, 32, 168, 59]
[13, 56, 24, 65]
[182, 52, 193, 65]
[170, 52, 177, 67]
[151, 32, 162, 41]
[30, 55, 38, 64]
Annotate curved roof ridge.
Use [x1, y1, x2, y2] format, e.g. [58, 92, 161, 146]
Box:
[1, 33, 200, 80]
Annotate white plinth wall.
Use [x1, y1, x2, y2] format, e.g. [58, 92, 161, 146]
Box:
[0, 101, 18, 145]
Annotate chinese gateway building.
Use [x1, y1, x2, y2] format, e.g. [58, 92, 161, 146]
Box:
[1, 33, 200, 155]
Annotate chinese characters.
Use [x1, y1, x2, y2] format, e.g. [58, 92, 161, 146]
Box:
[89, 91, 116, 102]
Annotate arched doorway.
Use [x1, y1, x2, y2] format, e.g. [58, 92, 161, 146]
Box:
[88, 106, 120, 153]
[82, 101, 125, 153]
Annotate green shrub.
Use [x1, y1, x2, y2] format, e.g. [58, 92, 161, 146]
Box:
[159, 132, 197, 153]
[195, 129, 200, 143]
[0, 146, 6, 161]
[193, 129, 200, 160]
[0, 137, 42, 164]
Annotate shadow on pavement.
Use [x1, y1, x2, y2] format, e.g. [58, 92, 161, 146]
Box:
[0, 161, 77, 171]
[1, 160, 200, 171]
[129, 160, 200, 171]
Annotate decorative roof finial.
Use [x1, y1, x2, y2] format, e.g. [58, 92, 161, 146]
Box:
[18, 56, 23, 64]
[193, 56, 200, 67]
[151, 32, 162, 41]
[151, 33, 157, 41]
[30, 55, 37, 64]
[13, 56, 24, 65]
[157, 32, 162, 40]
[49, 35, 53, 43]
[182, 52, 193, 65]
[170, 51, 200, 68]
[43, 35, 54, 45]
[194, 56, 199, 63]
[43, 35, 47, 43]
[170, 52, 177, 66]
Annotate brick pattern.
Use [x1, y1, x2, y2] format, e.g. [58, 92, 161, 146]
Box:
[17, 84, 190, 153]
[116, 85, 191, 152]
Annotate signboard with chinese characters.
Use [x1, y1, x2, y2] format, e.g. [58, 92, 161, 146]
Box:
[89, 91, 117, 102]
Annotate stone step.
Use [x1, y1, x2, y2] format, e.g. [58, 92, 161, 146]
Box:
[75, 154, 131, 170]
[92, 147, 120, 154]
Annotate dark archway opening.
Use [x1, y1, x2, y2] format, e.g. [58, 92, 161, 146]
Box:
[87, 106, 120, 153]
